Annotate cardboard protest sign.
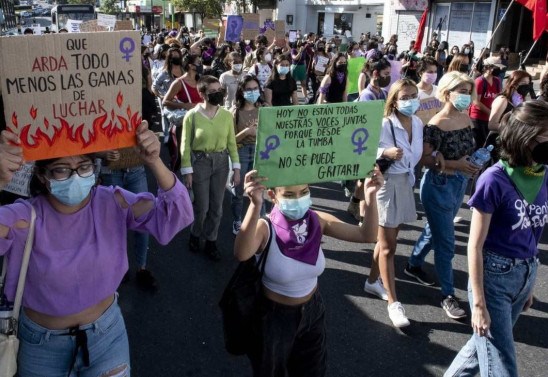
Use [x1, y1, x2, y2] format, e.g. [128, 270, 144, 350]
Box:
[225, 15, 243, 42]
[254, 101, 383, 187]
[242, 14, 260, 40]
[346, 57, 366, 95]
[104, 147, 142, 170]
[114, 20, 133, 31]
[0, 31, 142, 161]
[315, 56, 330, 74]
[97, 13, 117, 29]
[66, 19, 83, 33]
[274, 20, 285, 46]
[416, 97, 443, 125]
[288, 30, 297, 43]
[203, 18, 220, 30]
[3, 162, 33, 197]
[80, 19, 133, 33]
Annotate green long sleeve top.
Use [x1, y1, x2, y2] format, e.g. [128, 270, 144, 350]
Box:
[179, 105, 241, 174]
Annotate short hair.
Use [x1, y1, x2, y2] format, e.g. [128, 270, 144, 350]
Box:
[499, 100, 548, 167]
[417, 56, 439, 75]
[197, 75, 219, 94]
[437, 71, 475, 102]
[224, 51, 242, 67]
[366, 57, 391, 75]
[30, 155, 96, 197]
[384, 79, 418, 117]
[23, 28, 34, 35]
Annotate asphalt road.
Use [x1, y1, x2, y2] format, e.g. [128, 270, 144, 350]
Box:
[119, 158, 548, 377]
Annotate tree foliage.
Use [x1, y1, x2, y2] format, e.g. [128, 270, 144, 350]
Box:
[99, 0, 121, 15]
[67, 0, 97, 6]
[172, 0, 223, 19]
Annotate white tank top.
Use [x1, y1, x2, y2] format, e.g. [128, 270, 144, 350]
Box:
[260, 220, 326, 298]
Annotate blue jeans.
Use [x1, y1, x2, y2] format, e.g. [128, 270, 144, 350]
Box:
[444, 251, 538, 377]
[409, 170, 468, 297]
[18, 295, 130, 377]
[231, 144, 257, 222]
[100, 166, 150, 268]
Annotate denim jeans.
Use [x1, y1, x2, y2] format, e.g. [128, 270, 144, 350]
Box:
[231, 144, 255, 222]
[18, 295, 130, 377]
[444, 251, 538, 377]
[248, 290, 327, 377]
[409, 169, 468, 297]
[191, 151, 230, 241]
[100, 166, 150, 268]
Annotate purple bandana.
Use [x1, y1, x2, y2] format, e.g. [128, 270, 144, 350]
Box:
[336, 72, 346, 84]
[270, 207, 322, 265]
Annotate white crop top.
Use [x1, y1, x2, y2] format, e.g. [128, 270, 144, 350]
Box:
[259, 220, 326, 298]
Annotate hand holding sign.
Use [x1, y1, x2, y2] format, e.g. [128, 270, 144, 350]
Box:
[0, 130, 24, 189]
[135, 121, 160, 166]
[244, 170, 268, 206]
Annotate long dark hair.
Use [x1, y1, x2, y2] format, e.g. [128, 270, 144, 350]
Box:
[500, 70, 533, 99]
[234, 76, 264, 109]
[162, 47, 182, 77]
[268, 53, 291, 82]
[326, 53, 347, 79]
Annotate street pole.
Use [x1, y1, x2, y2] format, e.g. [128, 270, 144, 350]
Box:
[520, 37, 541, 69]
[171, 2, 174, 27]
[470, 0, 516, 75]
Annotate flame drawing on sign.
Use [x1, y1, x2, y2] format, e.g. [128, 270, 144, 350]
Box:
[7, 91, 141, 149]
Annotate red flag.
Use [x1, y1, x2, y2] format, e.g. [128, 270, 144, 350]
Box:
[517, 0, 547, 40]
[414, 8, 429, 51]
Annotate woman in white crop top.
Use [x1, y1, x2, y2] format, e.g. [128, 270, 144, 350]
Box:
[234, 169, 383, 377]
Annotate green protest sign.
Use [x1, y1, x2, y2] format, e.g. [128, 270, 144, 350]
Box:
[254, 101, 383, 187]
[346, 56, 366, 95]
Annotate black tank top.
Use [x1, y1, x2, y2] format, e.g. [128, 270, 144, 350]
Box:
[326, 74, 346, 103]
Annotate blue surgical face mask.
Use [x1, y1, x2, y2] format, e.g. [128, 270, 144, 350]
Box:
[48, 174, 96, 206]
[277, 194, 312, 220]
[278, 65, 290, 75]
[451, 93, 472, 111]
[397, 98, 420, 116]
[243, 89, 260, 104]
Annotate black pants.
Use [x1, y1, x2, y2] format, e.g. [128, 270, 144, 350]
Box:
[471, 118, 489, 149]
[248, 289, 327, 377]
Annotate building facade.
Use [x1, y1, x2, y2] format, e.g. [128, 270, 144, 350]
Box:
[0, 0, 17, 32]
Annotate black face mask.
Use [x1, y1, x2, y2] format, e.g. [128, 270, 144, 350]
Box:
[491, 67, 501, 77]
[317, 47, 325, 52]
[336, 64, 347, 72]
[377, 76, 391, 88]
[207, 91, 224, 106]
[193, 64, 203, 75]
[517, 84, 530, 97]
[532, 141, 548, 165]
[170, 57, 182, 66]
[459, 64, 469, 73]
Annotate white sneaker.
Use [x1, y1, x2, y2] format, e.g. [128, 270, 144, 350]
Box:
[364, 278, 388, 301]
[453, 216, 463, 223]
[388, 301, 411, 328]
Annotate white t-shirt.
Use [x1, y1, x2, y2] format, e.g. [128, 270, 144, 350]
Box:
[250, 62, 272, 90]
[219, 71, 244, 109]
[418, 85, 438, 100]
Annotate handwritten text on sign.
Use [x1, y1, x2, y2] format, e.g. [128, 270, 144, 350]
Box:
[0, 31, 142, 161]
[254, 102, 383, 187]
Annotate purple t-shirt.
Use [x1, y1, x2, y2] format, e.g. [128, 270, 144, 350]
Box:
[468, 162, 548, 259]
[0, 178, 193, 316]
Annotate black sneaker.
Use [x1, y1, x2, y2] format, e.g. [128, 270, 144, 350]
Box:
[441, 295, 467, 319]
[404, 263, 435, 286]
[136, 269, 158, 292]
[204, 240, 221, 261]
[188, 234, 200, 253]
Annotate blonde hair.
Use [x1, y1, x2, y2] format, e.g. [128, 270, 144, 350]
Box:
[436, 71, 476, 102]
[384, 78, 418, 117]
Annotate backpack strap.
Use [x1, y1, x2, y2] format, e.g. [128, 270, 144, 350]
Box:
[256, 217, 273, 273]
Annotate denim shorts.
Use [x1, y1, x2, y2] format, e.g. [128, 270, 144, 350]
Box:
[17, 295, 130, 377]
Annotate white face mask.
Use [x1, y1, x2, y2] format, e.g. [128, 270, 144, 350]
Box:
[232, 64, 243, 73]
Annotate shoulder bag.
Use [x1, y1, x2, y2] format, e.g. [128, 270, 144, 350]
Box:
[219, 218, 273, 356]
[0, 205, 36, 377]
[376, 118, 398, 174]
